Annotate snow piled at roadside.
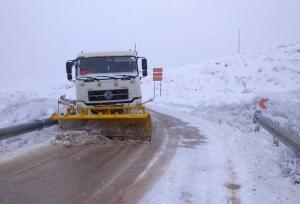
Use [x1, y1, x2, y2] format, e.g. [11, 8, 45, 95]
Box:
[0, 84, 74, 128]
[0, 84, 74, 161]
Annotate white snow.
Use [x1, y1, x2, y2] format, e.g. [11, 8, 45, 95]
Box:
[0, 126, 58, 163]
[0, 84, 74, 161]
[139, 42, 300, 203]
[0, 84, 74, 128]
[142, 42, 300, 140]
[0, 42, 300, 203]
[139, 104, 300, 204]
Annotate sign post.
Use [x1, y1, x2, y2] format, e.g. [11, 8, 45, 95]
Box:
[160, 81, 162, 96]
[153, 68, 163, 98]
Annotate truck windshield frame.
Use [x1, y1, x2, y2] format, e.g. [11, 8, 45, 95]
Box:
[75, 56, 139, 79]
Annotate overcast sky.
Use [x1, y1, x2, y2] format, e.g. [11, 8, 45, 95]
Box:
[0, 0, 300, 88]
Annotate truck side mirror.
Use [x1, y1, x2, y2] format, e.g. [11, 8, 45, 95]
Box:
[66, 61, 73, 81]
[141, 58, 148, 77]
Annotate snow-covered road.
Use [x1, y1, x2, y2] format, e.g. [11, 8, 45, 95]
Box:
[140, 105, 300, 204]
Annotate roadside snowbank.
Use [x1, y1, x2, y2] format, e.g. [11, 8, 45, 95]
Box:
[0, 84, 73, 161]
[0, 84, 74, 128]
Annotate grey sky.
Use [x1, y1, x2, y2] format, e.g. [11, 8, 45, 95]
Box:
[0, 0, 300, 88]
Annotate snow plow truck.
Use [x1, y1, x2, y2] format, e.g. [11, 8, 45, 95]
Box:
[51, 51, 152, 141]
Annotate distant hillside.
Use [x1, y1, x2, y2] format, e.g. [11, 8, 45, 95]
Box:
[142, 42, 300, 135]
[143, 42, 300, 106]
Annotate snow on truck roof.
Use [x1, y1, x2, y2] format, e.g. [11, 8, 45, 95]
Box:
[77, 51, 138, 58]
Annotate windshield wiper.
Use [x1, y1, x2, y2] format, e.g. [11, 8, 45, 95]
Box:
[78, 75, 118, 80]
[115, 74, 136, 79]
[94, 75, 118, 80]
[77, 76, 101, 80]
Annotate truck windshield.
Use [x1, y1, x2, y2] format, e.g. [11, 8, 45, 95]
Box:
[76, 56, 138, 77]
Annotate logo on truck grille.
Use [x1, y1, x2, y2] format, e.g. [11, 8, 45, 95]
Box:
[88, 89, 129, 101]
[103, 91, 113, 100]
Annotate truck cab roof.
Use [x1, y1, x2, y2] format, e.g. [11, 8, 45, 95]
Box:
[77, 51, 138, 58]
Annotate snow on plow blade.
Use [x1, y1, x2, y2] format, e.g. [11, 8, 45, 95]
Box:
[51, 105, 152, 141]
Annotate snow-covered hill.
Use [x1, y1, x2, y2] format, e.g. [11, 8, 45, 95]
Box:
[0, 85, 74, 128]
[143, 42, 300, 135]
[143, 42, 300, 104]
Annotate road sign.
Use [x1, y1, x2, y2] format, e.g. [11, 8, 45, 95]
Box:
[153, 68, 163, 81]
[153, 68, 163, 97]
[258, 98, 269, 109]
[153, 68, 163, 72]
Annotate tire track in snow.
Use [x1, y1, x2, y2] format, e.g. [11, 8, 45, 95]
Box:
[226, 159, 241, 204]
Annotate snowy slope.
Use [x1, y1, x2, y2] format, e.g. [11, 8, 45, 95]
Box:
[143, 42, 300, 134]
[0, 84, 74, 128]
[0, 84, 74, 161]
[143, 42, 300, 104]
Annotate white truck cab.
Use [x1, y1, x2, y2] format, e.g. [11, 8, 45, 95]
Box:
[66, 50, 148, 107]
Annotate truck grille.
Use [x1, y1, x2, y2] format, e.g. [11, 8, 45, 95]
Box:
[88, 89, 129, 101]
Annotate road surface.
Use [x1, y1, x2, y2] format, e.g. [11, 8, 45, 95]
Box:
[0, 111, 203, 204]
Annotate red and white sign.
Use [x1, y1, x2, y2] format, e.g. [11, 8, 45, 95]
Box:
[258, 98, 269, 109]
[153, 68, 163, 81]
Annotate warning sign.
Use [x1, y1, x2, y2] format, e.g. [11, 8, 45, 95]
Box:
[153, 68, 163, 81]
[258, 98, 269, 109]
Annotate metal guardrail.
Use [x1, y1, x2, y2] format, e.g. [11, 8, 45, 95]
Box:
[254, 111, 300, 156]
[0, 118, 57, 140]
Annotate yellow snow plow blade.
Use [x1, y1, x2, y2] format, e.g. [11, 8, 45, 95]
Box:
[51, 105, 152, 141]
